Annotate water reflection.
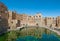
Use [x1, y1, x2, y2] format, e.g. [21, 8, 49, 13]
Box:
[16, 27, 60, 41]
[0, 27, 60, 41]
[44, 28, 51, 35]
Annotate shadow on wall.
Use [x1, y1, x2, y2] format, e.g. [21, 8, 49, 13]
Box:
[0, 18, 8, 35]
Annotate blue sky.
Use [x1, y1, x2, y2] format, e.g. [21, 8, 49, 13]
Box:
[0, 0, 60, 17]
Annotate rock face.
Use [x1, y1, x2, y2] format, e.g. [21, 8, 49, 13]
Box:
[0, 2, 8, 35]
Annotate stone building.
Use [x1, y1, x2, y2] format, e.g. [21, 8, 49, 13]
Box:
[45, 17, 55, 27]
[28, 16, 36, 26]
[8, 11, 17, 30]
[16, 14, 28, 27]
[16, 14, 21, 27]
[56, 16, 60, 28]
[20, 14, 28, 26]
[8, 12, 60, 29]
[34, 13, 43, 27]
[51, 18, 56, 27]
[0, 2, 8, 34]
[42, 18, 46, 27]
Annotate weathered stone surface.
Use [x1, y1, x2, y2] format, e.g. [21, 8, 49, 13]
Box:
[0, 2, 8, 35]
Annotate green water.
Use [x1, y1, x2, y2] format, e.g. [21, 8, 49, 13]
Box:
[16, 27, 60, 41]
[0, 27, 60, 41]
[0, 33, 8, 41]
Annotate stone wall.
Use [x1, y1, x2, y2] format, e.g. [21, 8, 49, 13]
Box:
[8, 11, 17, 30]
[0, 2, 8, 35]
[56, 16, 60, 28]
